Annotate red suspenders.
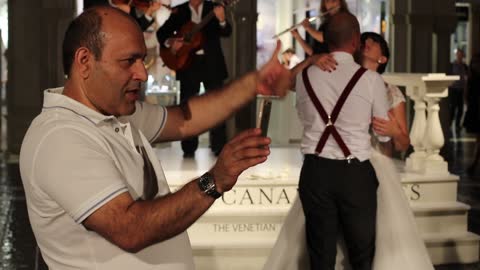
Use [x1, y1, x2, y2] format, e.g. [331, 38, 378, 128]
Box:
[301, 66, 367, 160]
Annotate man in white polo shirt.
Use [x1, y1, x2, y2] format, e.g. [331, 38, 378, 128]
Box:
[19, 6, 289, 269]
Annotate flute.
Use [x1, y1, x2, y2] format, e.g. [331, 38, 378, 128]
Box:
[272, 6, 340, 39]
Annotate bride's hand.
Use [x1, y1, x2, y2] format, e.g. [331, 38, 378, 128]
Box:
[311, 53, 337, 72]
[372, 111, 401, 138]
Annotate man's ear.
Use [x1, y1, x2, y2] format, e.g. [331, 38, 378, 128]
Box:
[352, 33, 361, 51]
[74, 47, 93, 79]
[378, 56, 388, 64]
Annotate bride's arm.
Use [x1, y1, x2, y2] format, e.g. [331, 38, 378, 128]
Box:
[372, 102, 410, 152]
[390, 103, 410, 151]
[289, 54, 337, 90]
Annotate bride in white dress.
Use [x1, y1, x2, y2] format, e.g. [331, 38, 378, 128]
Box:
[263, 32, 434, 270]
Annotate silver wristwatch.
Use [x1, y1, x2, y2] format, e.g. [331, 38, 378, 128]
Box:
[198, 172, 222, 199]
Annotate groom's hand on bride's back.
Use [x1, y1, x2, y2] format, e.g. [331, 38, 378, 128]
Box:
[210, 128, 271, 193]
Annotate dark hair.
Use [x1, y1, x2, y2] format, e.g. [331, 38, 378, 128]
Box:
[62, 8, 104, 76]
[324, 12, 359, 51]
[360, 32, 390, 74]
[321, 0, 349, 17]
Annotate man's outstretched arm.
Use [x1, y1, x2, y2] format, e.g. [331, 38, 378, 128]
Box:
[155, 41, 291, 143]
[83, 129, 270, 253]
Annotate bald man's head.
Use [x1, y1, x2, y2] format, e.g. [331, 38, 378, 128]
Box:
[62, 6, 139, 76]
[324, 12, 360, 53]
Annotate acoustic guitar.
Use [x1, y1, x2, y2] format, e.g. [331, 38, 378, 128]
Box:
[160, 0, 238, 71]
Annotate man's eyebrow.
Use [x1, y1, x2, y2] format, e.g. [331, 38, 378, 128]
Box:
[132, 53, 147, 60]
[119, 52, 146, 59]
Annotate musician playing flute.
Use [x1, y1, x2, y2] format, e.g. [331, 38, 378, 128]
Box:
[292, 0, 349, 56]
[284, 0, 350, 89]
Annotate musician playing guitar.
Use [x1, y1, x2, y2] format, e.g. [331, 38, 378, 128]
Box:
[156, 0, 232, 158]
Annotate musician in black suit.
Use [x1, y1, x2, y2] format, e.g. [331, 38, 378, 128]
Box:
[156, 0, 232, 157]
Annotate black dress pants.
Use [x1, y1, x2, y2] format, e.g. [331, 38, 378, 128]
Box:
[298, 155, 378, 270]
[177, 55, 227, 155]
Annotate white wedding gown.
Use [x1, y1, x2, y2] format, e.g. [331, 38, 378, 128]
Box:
[263, 85, 434, 270]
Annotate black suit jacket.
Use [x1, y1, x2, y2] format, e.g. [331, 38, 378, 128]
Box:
[156, 1, 232, 81]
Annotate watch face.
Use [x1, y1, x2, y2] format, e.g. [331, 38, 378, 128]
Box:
[199, 173, 221, 199]
[200, 174, 214, 191]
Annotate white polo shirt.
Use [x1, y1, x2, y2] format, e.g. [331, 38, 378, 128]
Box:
[295, 52, 391, 161]
[20, 88, 194, 270]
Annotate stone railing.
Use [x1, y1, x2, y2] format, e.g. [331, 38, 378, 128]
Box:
[382, 73, 459, 175]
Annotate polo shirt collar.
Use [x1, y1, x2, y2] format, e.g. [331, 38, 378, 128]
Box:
[43, 87, 117, 125]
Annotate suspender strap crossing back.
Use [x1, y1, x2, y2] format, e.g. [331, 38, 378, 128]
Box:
[301, 66, 367, 158]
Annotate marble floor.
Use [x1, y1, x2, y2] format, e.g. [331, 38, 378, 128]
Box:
[1, 131, 480, 269]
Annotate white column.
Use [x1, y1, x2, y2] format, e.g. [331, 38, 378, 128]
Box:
[76, 0, 83, 14]
[422, 95, 448, 174]
[405, 96, 427, 172]
[419, 73, 451, 174]
[383, 73, 458, 175]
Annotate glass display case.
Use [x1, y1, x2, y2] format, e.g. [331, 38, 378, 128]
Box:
[144, 73, 179, 107]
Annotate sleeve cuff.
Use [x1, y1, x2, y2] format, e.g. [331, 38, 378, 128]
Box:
[73, 184, 129, 224]
[150, 106, 168, 143]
